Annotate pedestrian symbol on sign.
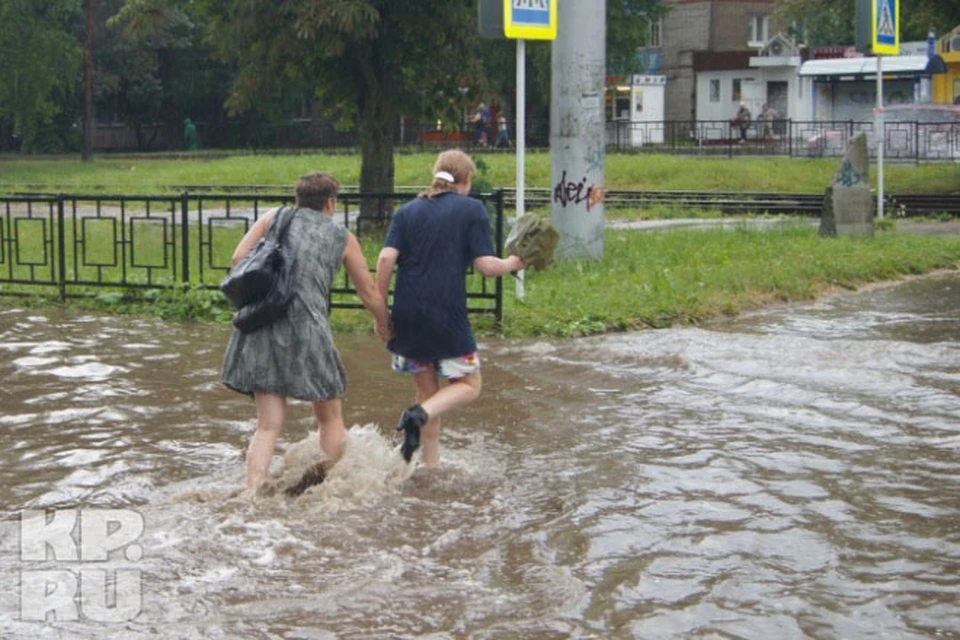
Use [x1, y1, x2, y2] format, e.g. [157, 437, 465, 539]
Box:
[877, 0, 895, 39]
[512, 0, 550, 26]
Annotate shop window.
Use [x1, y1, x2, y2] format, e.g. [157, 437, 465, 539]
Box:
[606, 85, 631, 121]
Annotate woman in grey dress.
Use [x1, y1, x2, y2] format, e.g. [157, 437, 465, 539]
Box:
[221, 172, 391, 494]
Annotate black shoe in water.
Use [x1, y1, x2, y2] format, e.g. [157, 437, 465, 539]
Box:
[397, 404, 428, 462]
[283, 462, 327, 497]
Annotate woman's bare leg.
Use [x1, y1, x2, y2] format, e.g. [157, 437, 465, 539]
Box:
[420, 371, 482, 417]
[313, 398, 346, 464]
[405, 370, 483, 466]
[413, 371, 442, 466]
[248, 393, 286, 491]
[281, 398, 344, 499]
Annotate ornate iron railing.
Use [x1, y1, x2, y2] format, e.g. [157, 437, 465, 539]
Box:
[0, 191, 506, 322]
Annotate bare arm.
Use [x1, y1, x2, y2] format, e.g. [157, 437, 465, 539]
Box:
[474, 254, 525, 278]
[375, 246, 399, 303]
[343, 232, 390, 328]
[230, 208, 279, 267]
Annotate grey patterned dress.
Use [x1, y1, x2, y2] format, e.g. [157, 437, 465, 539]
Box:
[221, 207, 349, 401]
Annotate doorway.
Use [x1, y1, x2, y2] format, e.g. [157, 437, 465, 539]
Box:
[767, 81, 788, 135]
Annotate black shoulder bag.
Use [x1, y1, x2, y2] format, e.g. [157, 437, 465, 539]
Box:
[220, 206, 299, 333]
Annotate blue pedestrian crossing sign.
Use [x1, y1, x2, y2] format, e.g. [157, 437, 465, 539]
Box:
[872, 0, 899, 55]
[503, 0, 557, 40]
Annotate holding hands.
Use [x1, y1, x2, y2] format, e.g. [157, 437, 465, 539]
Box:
[375, 319, 393, 343]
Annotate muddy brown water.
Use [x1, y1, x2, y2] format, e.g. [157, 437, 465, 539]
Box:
[1, 272, 959, 639]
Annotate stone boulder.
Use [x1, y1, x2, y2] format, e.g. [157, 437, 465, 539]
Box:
[819, 132, 874, 237]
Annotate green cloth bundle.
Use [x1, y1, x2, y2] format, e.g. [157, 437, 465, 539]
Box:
[505, 213, 560, 271]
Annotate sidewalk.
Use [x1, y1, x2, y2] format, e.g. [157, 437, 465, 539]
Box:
[606, 217, 960, 235]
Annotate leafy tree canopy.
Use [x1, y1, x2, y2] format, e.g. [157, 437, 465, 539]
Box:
[106, 0, 233, 149]
[608, 0, 667, 75]
[775, 0, 960, 48]
[0, 0, 83, 152]
[190, 0, 489, 194]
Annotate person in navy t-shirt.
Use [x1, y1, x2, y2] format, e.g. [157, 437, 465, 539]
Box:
[376, 149, 526, 465]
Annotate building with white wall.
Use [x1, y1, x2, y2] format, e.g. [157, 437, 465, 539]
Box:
[660, 0, 787, 124]
[694, 34, 811, 136]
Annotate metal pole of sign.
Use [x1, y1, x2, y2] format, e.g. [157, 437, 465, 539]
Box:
[876, 55, 885, 220]
[515, 37, 526, 301]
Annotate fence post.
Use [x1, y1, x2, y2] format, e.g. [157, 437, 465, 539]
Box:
[180, 191, 190, 284]
[56, 194, 66, 301]
[494, 189, 504, 326]
[914, 122, 920, 166]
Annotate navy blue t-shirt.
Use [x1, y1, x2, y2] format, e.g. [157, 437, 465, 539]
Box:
[384, 192, 495, 361]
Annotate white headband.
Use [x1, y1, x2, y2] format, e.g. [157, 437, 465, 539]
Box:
[434, 171, 455, 183]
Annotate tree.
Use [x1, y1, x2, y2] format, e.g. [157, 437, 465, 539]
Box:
[474, 0, 667, 148]
[192, 0, 487, 198]
[107, 0, 235, 150]
[83, 0, 97, 160]
[774, 0, 960, 48]
[607, 0, 667, 75]
[0, 0, 82, 153]
[899, 0, 960, 40]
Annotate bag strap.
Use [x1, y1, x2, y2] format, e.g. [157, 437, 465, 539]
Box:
[270, 206, 297, 243]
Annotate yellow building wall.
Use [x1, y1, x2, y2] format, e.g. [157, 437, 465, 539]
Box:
[936, 31, 960, 104]
[933, 52, 960, 104]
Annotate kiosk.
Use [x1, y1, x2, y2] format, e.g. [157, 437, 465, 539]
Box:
[605, 74, 666, 147]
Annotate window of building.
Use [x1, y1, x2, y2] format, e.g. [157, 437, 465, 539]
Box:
[710, 79, 720, 103]
[748, 15, 769, 44]
[732, 79, 742, 102]
[649, 18, 662, 48]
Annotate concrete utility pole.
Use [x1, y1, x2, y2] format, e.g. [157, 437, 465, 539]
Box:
[550, 0, 606, 260]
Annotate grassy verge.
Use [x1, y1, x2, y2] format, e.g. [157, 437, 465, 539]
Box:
[2, 150, 957, 335]
[5, 221, 960, 337]
[492, 221, 960, 337]
[1, 152, 957, 194]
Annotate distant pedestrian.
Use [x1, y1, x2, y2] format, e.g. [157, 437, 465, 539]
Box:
[472, 102, 490, 147]
[761, 103, 777, 139]
[183, 118, 199, 151]
[495, 114, 510, 148]
[734, 103, 751, 143]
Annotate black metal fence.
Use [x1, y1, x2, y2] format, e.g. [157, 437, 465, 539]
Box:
[74, 116, 960, 164]
[603, 119, 960, 163]
[174, 118, 958, 164]
[0, 191, 506, 321]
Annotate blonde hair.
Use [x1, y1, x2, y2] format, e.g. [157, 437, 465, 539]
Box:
[420, 149, 476, 198]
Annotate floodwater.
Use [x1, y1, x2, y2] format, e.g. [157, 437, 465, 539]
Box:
[1, 272, 959, 639]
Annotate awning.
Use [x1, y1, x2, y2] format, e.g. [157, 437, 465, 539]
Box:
[799, 55, 941, 78]
[926, 55, 948, 74]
